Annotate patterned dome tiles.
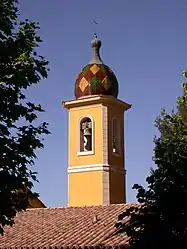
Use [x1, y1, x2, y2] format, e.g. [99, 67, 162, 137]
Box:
[75, 63, 118, 99]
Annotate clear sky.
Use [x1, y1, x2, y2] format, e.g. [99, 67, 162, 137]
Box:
[19, 0, 187, 207]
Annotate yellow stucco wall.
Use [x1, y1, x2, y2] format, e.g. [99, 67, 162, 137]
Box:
[109, 170, 126, 204]
[68, 104, 103, 167]
[63, 96, 130, 207]
[107, 104, 125, 168]
[68, 170, 103, 207]
[107, 104, 126, 204]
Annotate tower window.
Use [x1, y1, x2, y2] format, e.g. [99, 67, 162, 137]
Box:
[112, 118, 120, 155]
[78, 117, 94, 155]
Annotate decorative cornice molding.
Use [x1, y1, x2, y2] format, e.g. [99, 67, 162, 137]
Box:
[67, 164, 126, 174]
[62, 95, 131, 111]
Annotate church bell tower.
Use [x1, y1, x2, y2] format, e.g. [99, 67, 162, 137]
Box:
[63, 35, 131, 207]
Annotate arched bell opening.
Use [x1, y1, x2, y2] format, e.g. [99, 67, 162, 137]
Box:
[79, 117, 93, 153]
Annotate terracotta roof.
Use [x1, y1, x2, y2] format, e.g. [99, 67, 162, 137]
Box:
[0, 203, 135, 249]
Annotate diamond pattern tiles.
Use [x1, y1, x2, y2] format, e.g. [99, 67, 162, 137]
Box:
[79, 77, 89, 92]
[90, 64, 100, 74]
[75, 63, 119, 99]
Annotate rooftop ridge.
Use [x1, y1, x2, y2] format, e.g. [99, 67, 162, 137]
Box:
[26, 203, 137, 211]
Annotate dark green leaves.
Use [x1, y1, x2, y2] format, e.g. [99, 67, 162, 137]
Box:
[118, 75, 187, 249]
[0, 0, 50, 234]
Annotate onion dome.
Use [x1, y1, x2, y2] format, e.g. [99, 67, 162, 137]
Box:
[74, 34, 119, 99]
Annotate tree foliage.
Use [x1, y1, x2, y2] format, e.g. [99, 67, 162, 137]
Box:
[0, 0, 50, 234]
[118, 72, 187, 249]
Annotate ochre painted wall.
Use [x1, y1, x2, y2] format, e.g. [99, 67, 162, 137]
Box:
[68, 104, 103, 167]
[109, 170, 126, 204]
[68, 170, 103, 207]
[107, 104, 125, 168]
[107, 104, 126, 204]
[68, 103, 105, 206]
[64, 96, 130, 207]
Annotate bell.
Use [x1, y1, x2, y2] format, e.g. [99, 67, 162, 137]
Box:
[83, 128, 92, 136]
[81, 122, 87, 130]
[88, 122, 92, 129]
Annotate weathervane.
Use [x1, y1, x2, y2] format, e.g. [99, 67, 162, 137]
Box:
[93, 21, 98, 39]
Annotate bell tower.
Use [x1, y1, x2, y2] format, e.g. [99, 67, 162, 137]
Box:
[63, 35, 131, 207]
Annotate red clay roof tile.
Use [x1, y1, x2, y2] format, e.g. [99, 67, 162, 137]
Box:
[0, 204, 136, 249]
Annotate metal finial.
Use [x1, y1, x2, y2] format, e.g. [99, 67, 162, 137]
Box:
[93, 32, 97, 40]
[90, 21, 103, 64]
[93, 21, 98, 40]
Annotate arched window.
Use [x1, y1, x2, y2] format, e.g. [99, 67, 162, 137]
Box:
[78, 116, 94, 155]
[112, 118, 120, 155]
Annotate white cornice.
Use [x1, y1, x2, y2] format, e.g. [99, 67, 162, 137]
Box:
[62, 95, 131, 111]
[67, 164, 126, 174]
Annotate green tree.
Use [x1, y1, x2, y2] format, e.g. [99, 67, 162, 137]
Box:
[117, 72, 187, 249]
[0, 0, 50, 234]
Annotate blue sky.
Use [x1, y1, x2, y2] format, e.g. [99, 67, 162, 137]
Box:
[19, 0, 187, 207]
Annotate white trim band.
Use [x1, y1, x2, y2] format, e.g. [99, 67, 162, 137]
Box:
[67, 164, 126, 174]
